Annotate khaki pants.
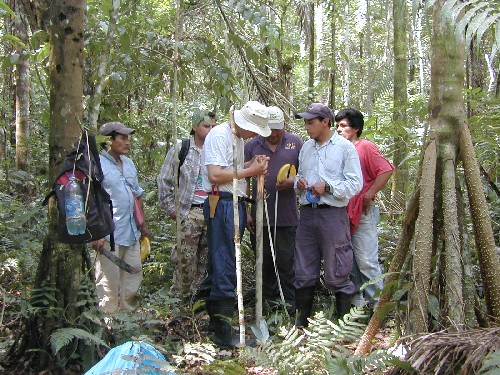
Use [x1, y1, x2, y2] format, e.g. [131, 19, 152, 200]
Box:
[95, 240, 142, 313]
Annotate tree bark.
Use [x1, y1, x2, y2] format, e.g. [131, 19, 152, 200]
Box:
[441, 146, 464, 329]
[409, 139, 436, 333]
[307, 2, 315, 95]
[391, 0, 409, 208]
[9, 0, 87, 370]
[328, 3, 336, 110]
[364, 0, 373, 116]
[86, 0, 120, 130]
[14, 0, 30, 172]
[460, 125, 500, 320]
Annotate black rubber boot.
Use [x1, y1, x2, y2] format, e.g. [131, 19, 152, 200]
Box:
[211, 299, 240, 348]
[335, 292, 353, 320]
[206, 300, 216, 332]
[295, 287, 315, 327]
[193, 288, 211, 313]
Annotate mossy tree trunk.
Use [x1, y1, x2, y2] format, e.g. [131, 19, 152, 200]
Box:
[9, 0, 88, 371]
[391, 0, 409, 210]
[13, 0, 30, 172]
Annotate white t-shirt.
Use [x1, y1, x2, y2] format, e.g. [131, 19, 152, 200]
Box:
[202, 122, 247, 195]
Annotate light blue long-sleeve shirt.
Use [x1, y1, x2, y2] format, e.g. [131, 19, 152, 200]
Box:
[295, 131, 362, 207]
[100, 150, 144, 246]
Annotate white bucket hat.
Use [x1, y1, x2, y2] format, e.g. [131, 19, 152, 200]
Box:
[267, 106, 285, 130]
[234, 101, 271, 137]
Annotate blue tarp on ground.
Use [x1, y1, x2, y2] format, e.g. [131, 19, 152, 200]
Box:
[85, 341, 176, 374]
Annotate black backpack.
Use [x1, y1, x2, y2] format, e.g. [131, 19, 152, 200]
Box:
[177, 138, 190, 183]
[44, 131, 115, 244]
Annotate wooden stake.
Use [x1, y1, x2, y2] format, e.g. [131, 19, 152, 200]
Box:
[229, 106, 245, 346]
[255, 175, 264, 324]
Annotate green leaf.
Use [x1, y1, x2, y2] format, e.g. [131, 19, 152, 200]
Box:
[428, 294, 439, 319]
[2, 34, 27, 49]
[387, 357, 416, 372]
[50, 327, 109, 356]
[359, 272, 396, 291]
[34, 43, 50, 63]
[0, 1, 15, 16]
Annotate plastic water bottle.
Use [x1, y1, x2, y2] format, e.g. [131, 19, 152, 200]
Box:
[64, 174, 86, 235]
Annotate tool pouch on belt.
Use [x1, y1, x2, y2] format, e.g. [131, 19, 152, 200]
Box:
[208, 194, 219, 218]
[209, 184, 220, 218]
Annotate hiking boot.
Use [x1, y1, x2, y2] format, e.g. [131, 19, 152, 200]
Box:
[211, 299, 255, 348]
[295, 286, 315, 327]
[335, 292, 353, 320]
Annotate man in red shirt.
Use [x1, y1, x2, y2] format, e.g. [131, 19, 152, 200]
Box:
[335, 108, 394, 308]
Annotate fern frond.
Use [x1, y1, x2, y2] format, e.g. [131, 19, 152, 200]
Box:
[50, 327, 108, 356]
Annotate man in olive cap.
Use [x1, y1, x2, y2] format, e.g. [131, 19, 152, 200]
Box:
[158, 109, 216, 304]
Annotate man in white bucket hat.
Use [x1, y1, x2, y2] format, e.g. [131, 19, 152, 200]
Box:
[198, 100, 270, 348]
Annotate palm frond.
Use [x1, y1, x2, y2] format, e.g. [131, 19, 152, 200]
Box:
[390, 327, 500, 375]
[439, 0, 500, 51]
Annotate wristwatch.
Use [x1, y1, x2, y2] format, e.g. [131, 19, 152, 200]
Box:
[325, 182, 331, 193]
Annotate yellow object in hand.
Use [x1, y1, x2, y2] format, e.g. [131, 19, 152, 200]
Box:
[140, 237, 150, 262]
[276, 164, 297, 184]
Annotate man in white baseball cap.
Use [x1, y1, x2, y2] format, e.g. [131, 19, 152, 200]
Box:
[198, 100, 270, 348]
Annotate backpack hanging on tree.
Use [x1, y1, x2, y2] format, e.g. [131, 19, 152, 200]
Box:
[44, 131, 115, 244]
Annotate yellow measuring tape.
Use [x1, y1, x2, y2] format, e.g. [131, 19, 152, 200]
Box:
[276, 164, 297, 184]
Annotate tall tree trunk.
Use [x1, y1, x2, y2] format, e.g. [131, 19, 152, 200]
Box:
[9, 0, 87, 370]
[307, 1, 315, 95]
[14, 0, 30, 172]
[2, 2, 15, 178]
[391, 0, 409, 208]
[415, 8, 425, 94]
[342, 1, 350, 106]
[86, 0, 120, 130]
[173, 0, 183, 277]
[328, 2, 336, 110]
[364, 0, 373, 116]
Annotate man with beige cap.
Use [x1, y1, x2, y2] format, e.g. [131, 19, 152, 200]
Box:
[199, 100, 270, 348]
[92, 121, 150, 313]
[245, 106, 303, 315]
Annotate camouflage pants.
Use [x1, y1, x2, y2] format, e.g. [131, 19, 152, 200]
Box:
[170, 206, 208, 302]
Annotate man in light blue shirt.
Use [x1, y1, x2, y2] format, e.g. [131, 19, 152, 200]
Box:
[92, 121, 150, 313]
[293, 103, 362, 326]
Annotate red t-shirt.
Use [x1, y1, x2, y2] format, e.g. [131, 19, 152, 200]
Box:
[348, 139, 395, 234]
